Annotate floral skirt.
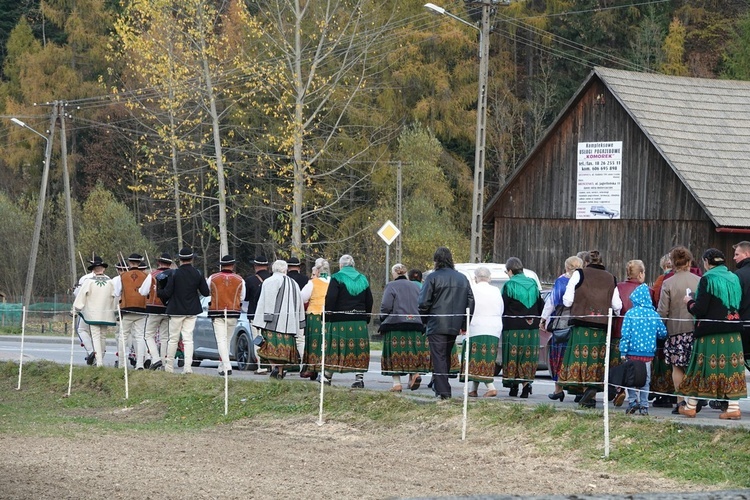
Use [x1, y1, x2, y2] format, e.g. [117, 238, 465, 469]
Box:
[302, 313, 323, 370]
[558, 325, 606, 391]
[549, 335, 567, 381]
[381, 330, 431, 375]
[677, 332, 747, 400]
[650, 338, 675, 394]
[258, 329, 300, 366]
[609, 337, 622, 368]
[458, 335, 499, 383]
[664, 332, 694, 367]
[325, 320, 370, 373]
[501, 328, 539, 387]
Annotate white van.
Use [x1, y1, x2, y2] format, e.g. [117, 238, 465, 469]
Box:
[452, 262, 543, 292]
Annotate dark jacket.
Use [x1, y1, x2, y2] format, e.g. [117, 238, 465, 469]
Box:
[324, 277, 373, 323]
[736, 258, 750, 322]
[244, 269, 271, 320]
[502, 289, 543, 331]
[287, 270, 309, 291]
[379, 276, 424, 333]
[418, 267, 475, 336]
[687, 275, 741, 337]
[163, 263, 210, 316]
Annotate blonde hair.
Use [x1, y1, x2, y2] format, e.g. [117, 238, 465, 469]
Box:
[626, 259, 645, 279]
[564, 256, 583, 274]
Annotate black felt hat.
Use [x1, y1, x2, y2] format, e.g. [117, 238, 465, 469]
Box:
[253, 255, 268, 265]
[178, 247, 194, 259]
[87, 255, 108, 271]
[127, 253, 144, 262]
[286, 257, 301, 266]
[220, 255, 236, 265]
[157, 252, 173, 264]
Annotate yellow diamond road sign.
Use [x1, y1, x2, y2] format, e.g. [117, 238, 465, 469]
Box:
[377, 220, 400, 246]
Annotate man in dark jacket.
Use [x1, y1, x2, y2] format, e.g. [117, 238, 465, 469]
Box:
[162, 247, 210, 373]
[286, 257, 309, 290]
[245, 255, 272, 373]
[418, 247, 475, 399]
[733, 241, 750, 361]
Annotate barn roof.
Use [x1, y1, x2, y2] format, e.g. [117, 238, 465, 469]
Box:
[486, 67, 750, 228]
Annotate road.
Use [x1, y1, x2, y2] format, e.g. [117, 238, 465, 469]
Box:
[2, 335, 750, 428]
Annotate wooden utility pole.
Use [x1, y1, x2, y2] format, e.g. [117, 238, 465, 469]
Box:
[23, 102, 59, 308]
[59, 103, 77, 289]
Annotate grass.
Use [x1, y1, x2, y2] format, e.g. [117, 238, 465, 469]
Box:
[2, 360, 750, 488]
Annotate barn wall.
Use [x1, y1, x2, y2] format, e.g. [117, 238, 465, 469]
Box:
[489, 77, 736, 283]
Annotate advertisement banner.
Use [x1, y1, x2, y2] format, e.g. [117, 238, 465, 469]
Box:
[576, 141, 622, 220]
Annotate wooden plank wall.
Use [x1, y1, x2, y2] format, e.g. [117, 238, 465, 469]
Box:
[489, 77, 742, 284]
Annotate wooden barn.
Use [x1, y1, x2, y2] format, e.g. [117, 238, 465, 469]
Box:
[484, 67, 750, 284]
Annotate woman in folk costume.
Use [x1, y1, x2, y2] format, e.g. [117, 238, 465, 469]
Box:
[462, 266, 503, 398]
[558, 250, 622, 408]
[678, 248, 747, 420]
[379, 263, 429, 392]
[73, 256, 118, 367]
[541, 255, 583, 402]
[501, 257, 544, 398]
[299, 258, 331, 381]
[252, 260, 306, 379]
[323, 254, 374, 388]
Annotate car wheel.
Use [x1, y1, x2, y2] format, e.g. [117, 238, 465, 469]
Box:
[191, 360, 201, 367]
[235, 331, 257, 371]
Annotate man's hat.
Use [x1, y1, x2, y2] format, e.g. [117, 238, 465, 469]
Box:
[253, 255, 268, 265]
[87, 255, 108, 271]
[138, 263, 148, 270]
[127, 253, 144, 263]
[157, 252, 173, 264]
[220, 255, 236, 265]
[115, 260, 128, 271]
[178, 247, 194, 259]
[286, 257, 301, 266]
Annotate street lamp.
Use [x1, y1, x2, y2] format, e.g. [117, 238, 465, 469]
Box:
[425, 2, 492, 263]
[10, 114, 57, 308]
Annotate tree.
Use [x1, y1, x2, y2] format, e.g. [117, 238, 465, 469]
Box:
[0, 193, 34, 298]
[661, 17, 688, 76]
[77, 183, 156, 272]
[722, 11, 750, 80]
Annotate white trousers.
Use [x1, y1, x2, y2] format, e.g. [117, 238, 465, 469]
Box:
[212, 317, 237, 372]
[120, 313, 147, 368]
[76, 316, 94, 353]
[144, 314, 169, 362]
[90, 324, 108, 367]
[166, 315, 197, 373]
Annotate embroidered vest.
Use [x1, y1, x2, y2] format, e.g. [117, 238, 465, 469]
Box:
[209, 272, 243, 318]
[307, 278, 329, 315]
[570, 267, 616, 327]
[121, 269, 148, 312]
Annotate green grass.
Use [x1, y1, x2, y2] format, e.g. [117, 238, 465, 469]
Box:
[2, 360, 750, 488]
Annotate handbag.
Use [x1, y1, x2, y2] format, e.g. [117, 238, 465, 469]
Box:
[548, 304, 572, 342]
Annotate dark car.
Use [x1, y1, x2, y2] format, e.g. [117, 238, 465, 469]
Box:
[590, 205, 619, 219]
[191, 297, 258, 370]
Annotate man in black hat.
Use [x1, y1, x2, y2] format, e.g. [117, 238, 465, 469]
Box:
[162, 247, 210, 373]
[112, 253, 149, 370]
[245, 255, 272, 373]
[73, 256, 118, 367]
[139, 252, 174, 370]
[207, 255, 246, 376]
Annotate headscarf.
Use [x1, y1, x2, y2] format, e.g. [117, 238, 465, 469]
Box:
[503, 273, 539, 309]
[332, 265, 369, 296]
[698, 264, 741, 311]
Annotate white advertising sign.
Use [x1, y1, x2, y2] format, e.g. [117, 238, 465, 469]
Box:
[576, 141, 622, 220]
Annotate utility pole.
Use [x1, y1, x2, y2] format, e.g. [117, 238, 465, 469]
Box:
[59, 103, 77, 290]
[396, 160, 402, 263]
[22, 103, 59, 308]
[469, 0, 492, 263]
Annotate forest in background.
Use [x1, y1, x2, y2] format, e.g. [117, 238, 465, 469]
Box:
[0, 0, 749, 301]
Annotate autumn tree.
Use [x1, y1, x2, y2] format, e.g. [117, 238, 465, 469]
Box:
[661, 17, 688, 76]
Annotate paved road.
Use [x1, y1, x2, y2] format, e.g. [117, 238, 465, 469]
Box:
[2, 335, 750, 428]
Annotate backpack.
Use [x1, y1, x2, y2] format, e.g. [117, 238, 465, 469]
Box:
[607, 359, 648, 401]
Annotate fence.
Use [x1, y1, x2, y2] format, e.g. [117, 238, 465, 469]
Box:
[0, 295, 73, 334]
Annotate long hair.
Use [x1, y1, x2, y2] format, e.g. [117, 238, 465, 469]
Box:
[433, 246, 454, 270]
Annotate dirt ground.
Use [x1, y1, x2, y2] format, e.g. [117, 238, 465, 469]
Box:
[0, 411, 700, 500]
